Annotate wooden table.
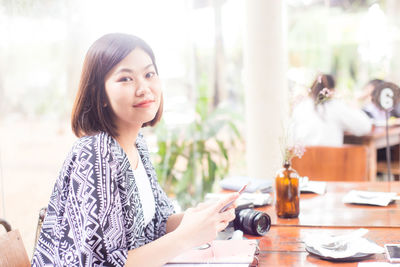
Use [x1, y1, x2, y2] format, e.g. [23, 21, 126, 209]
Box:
[344, 126, 400, 181]
[246, 181, 400, 266]
[252, 226, 400, 266]
[260, 182, 400, 227]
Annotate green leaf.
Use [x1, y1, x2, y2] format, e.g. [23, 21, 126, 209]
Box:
[216, 140, 228, 161]
[227, 121, 242, 139]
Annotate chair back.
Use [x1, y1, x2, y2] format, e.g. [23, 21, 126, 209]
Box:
[33, 207, 47, 257]
[291, 145, 368, 181]
[0, 219, 30, 267]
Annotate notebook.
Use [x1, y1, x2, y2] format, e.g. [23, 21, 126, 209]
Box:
[164, 239, 258, 265]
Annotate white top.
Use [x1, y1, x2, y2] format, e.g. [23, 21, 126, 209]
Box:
[363, 102, 387, 122]
[132, 152, 156, 225]
[291, 98, 372, 147]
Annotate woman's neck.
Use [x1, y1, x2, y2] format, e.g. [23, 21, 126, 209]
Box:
[114, 124, 141, 153]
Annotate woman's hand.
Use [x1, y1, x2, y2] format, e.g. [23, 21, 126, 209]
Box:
[125, 193, 238, 267]
[174, 193, 239, 249]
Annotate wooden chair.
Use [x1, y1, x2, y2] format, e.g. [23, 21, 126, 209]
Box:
[376, 146, 400, 180]
[33, 207, 47, 257]
[291, 145, 368, 181]
[0, 219, 30, 267]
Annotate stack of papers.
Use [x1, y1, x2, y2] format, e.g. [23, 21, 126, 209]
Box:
[300, 177, 327, 195]
[342, 190, 398, 206]
[220, 176, 327, 195]
[219, 176, 273, 193]
[205, 192, 272, 207]
[238, 192, 272, 206]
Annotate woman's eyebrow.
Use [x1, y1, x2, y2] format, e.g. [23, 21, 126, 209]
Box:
[115, 68, 134, 75]
[114, 64, 154, 75]
[143, 63, 154, 70]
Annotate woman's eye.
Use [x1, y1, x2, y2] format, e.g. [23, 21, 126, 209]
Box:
[118, 77, 133, 82]
[145, 72, 156, 79]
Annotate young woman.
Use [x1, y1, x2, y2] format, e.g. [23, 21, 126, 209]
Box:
[291, 74, 372, 146]
[32, 33, 238, 267]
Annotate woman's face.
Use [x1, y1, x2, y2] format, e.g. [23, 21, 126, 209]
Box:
[104, 48, 161, 130]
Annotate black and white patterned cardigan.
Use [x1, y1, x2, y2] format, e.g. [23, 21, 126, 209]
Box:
[32, 132, 175, 266]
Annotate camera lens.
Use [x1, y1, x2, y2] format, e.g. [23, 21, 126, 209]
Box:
[234, 208, 271, 236]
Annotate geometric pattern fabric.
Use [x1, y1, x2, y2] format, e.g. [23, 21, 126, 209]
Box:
[32, 132, 175, 266]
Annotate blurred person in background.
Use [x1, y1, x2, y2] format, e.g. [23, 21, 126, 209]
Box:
[359, 78, 400, 122]
[31, 33, 238, 267]
[291, 74, 372, 146]
[359, 79, 387, 123]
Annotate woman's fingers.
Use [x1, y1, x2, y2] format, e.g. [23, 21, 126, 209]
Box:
[178, 196, 239, 247]
[191, 193, 238, 214]
[214, 192, 239, 213]
[216, 221, 230, 232]
[219, 208, 235, 223]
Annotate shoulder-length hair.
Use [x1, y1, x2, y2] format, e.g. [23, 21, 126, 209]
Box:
[71, 33, 163, 138]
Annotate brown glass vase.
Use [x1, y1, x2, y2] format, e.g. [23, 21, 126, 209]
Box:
[275, 160, 300, 218]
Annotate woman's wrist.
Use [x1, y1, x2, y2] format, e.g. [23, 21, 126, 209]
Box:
[167, 227, 193, 252]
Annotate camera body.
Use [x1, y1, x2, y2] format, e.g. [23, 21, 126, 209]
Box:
[233, 207, 271, 236]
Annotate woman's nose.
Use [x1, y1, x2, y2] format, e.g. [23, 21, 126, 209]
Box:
[135, 81, 151, 96]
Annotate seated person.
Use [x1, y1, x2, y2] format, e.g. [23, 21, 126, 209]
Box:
[32, 33, 238, 267]
[291, 74, 372, 146]
[359, 79, 387, 122]
[359, 79, 400, 162]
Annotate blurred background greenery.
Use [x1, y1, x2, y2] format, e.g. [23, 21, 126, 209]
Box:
[1, 0, 400, 253]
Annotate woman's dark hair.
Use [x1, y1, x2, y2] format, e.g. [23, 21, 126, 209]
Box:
[366, 78, 384, 89]
[71, 33, 163, 138]
[365, 79, 384, 101]
[309, 74, 335, 106]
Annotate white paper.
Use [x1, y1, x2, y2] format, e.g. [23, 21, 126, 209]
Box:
[304, 228, 385, 258]
[205, 192, 272, 207]
[300, 179, 327, 195]
[239, 193, 272, 206]
[219, 176, 273, 193]
[343, 190, 398, 206]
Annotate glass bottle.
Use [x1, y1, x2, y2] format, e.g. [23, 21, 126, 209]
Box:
[275, 160, 300, 218]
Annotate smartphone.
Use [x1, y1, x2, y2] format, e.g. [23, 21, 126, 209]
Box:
[219, 183, 249, 213]
[385, 244, 400, 262]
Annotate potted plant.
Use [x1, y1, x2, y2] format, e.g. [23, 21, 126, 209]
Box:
[154, 83, 243, 208]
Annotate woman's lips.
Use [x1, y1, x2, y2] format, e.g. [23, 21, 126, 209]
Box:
[133, 100, 155, 108]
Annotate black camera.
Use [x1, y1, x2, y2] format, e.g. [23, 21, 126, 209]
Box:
[233, 208, 271, 236]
